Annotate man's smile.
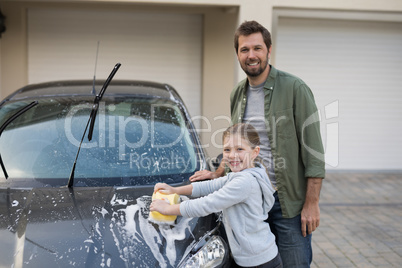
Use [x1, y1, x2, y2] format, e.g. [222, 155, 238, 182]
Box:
[247, 62, 259, 66]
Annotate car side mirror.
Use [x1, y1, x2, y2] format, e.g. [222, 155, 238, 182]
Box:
[211, 153, 223, 170]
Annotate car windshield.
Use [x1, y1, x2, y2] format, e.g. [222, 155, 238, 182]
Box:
[0, 95, 199, 186]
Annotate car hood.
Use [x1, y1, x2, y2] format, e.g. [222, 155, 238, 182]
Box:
[0, 186, 214, 267]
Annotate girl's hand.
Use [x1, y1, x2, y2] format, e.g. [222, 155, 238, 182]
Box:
[154, 183, 175, 194]
[150, 198, 172, 215]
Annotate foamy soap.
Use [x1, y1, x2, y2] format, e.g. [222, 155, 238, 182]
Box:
[149, 192, 180, 224]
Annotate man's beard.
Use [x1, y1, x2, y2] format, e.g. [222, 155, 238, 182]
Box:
[242, 55, 269, 77]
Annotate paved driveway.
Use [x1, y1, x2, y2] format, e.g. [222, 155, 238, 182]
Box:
[312, 173, 402, 267]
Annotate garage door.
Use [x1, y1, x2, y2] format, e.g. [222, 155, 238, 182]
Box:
[275, 16, 402, 170]
[27, 8, 202, 119]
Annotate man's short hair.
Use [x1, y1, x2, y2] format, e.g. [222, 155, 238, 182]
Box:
[234, 20, 272, 54]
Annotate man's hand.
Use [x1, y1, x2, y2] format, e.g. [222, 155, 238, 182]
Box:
[189, 162, 226, 182]
[189, 170, 218, 182]
[301, 177, 323, 237]
[301, 198, 320, 237]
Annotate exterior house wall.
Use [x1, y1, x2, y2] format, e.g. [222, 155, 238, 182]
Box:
[1, 0, 402, 168]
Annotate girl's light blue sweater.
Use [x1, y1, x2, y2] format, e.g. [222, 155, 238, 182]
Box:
[180, 165, 278, 266]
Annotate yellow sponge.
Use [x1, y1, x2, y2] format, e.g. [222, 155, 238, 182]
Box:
[149, 192, 180, 224]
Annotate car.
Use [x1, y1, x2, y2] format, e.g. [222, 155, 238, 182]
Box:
[0, 65, 231, 267]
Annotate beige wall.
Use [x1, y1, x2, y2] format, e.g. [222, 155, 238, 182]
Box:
[1, 0, 402, 158]
[0, 40, 1, 87]
[0, 2, 28, 98]
[201, 9, 237, 157]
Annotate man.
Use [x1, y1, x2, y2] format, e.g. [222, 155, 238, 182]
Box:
[190, 20, 325, 267]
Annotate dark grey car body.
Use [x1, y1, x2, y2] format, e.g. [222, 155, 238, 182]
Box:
[0, 80, 230, 267]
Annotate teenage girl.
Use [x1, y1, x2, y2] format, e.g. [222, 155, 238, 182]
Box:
[150, 123, 282, 268]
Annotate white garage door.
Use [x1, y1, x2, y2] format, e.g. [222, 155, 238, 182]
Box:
[275, 16, 402, 170]
[27, 8, 203, 118]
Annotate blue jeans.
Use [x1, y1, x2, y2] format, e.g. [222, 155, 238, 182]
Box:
[267, 192, 312, 268]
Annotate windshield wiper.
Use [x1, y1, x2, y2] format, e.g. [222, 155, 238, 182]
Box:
[67, 63, 121, 188]
[88, 63, 121, 141]
[0, 101, 39, 179]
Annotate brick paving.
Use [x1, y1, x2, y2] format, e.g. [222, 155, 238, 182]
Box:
[311, 173, 402, 267]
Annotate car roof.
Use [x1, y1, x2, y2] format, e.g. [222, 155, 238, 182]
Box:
[1, 80, 182, 104]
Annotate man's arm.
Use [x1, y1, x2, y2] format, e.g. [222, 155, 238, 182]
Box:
[189, 161, 225, 182]
[301, 177, 322, 237]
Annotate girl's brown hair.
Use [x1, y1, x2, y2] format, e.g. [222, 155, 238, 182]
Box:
[222, 123, 260, 149]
